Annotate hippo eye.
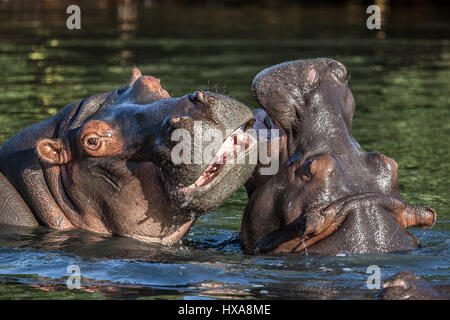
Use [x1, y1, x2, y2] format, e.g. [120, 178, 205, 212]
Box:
[295, 158, 313, 182]
[87, 138, 98, 146]
[304, 159, 315, 180]
[82, 134, 101, 150]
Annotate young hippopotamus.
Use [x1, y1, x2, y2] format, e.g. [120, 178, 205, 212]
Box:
[0, 67, 257, 244]
[241, 58, 437, 254]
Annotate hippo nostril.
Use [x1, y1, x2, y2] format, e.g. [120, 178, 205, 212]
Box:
[191, 91, 205, 104]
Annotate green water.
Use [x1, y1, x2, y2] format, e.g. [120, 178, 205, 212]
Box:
[0, 1, 448, 299]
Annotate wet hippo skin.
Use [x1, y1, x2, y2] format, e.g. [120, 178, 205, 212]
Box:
[380, 271, 450, 300]
[241, 58, 436, 255]
[0, 67, 257, 244]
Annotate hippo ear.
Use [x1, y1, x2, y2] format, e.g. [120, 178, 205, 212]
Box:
[125, 66, 142, 88]
[119, 75, 170, 104]
[36, 138, 71, 164]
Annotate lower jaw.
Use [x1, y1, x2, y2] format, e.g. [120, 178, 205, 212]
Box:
[125, 219, 196, 245]
[179, 128, 255, 192]
[261, 192, 436, 255]
[176, 140, 258, 212]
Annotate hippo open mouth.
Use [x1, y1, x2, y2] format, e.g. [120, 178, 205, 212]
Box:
[182, 125, 254, 189]
[174, 118, 258, 213]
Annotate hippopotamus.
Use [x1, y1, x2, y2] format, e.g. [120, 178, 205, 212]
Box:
[380, 271, 450, 300]
[0, 67, 257, 244]
[241, 58, 437, 254]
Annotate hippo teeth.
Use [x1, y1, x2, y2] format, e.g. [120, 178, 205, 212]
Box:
[184, 127, 251, 189]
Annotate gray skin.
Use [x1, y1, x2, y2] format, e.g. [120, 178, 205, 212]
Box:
[241, 58, 436, 254]
[0, 67, 257, 244]
[380, 271, 450, 300]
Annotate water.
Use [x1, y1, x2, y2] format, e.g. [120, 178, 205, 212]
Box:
[0, 1, 448, 299]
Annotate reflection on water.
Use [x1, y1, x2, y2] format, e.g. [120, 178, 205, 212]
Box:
[0, 1, 448, 299]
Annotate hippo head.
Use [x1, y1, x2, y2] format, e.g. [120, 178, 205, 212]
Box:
[241, 58, 436, 254]
[14, 67, 257, 244]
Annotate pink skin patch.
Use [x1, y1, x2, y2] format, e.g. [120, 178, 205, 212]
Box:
[140, 76, 170, 98]
[308, 67, 317, 86]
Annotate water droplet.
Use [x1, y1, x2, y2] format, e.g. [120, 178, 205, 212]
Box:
[342, 268, 352, 272]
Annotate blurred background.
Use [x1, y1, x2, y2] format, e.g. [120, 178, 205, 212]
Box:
[0, 0, 448, 299]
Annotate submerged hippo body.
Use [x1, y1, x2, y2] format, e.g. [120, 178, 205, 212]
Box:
[241, 58, 436, 255]
[380, 272, 450, 300]
[0, 67, 257, 244]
